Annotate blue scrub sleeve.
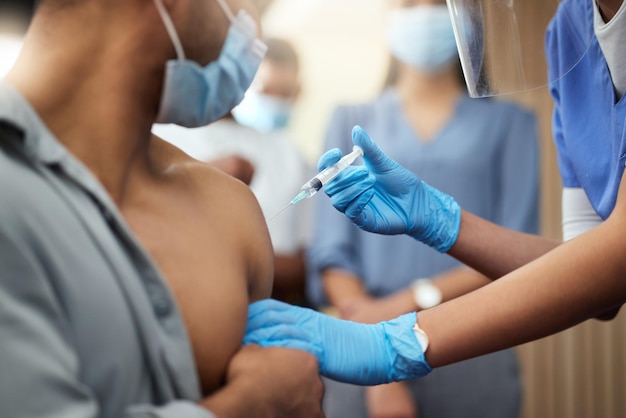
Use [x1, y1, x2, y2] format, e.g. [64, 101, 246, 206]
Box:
[551, 94, 580, 188]
[545, 13, 581, 190]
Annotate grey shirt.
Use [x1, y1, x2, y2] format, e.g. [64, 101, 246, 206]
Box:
[0, 83, 214, 418]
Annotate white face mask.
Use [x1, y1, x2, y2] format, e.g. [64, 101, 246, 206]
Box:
[154, 0, 267, 128]
[232, 91, 293, 132]
[386, 5, 459, 73]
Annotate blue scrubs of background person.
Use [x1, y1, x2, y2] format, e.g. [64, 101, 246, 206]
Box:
[243, 0, 626, 391]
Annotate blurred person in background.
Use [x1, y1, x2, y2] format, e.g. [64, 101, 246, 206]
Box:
[154, 37, 314, 307]
[306, 0, 540, 417]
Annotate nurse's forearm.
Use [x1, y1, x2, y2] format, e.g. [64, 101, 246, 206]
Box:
[448, 210, 560, 280]
[420, 213, 626, 368]
[428, 267, 492, 302]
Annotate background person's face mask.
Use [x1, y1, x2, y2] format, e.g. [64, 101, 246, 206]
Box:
[232, 91, 292, 132]
[386, 5, 459, 74]
[154, 0, 267, 128]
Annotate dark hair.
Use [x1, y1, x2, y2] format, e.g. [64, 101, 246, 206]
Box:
[0, 0, 37, 33]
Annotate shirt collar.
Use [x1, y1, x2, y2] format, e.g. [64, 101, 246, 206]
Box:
[0, 81, 69, 164]
[0, 81, 120, 210]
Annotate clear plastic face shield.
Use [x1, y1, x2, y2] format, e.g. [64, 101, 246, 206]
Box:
[445, 0, 594, 97]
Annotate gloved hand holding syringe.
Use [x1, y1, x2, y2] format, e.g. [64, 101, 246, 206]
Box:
[269, 145, 364, 221]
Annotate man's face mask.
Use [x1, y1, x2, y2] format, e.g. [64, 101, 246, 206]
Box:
[153, 0, 267, 128]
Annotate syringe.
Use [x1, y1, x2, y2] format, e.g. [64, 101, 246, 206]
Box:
[291, 145, 364, 205]
[268, 145, 364, 223]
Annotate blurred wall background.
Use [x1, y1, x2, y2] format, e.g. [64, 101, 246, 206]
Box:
[260, 0, 389, 164]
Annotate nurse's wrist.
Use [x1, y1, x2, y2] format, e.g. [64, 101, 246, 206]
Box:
[382, 312, 432, 381]
[411, 182, 461, 253]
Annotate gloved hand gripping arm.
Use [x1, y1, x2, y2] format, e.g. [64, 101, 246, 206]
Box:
[320, 125, 461, 253]
[244, 299, 431, 385]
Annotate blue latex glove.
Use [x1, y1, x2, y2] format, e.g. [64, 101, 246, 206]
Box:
[244, 299, 431, 385]
[319, 125, 461, 253]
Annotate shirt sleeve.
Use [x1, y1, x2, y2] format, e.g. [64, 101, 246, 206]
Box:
[0, 225, 215, 418]
[0, 225, 100, 418]
[494, 107, 540, 234]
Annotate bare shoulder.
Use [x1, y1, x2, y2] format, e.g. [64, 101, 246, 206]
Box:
[137, 136, 274, 393]
[154, 136, 265, 219]
[148, 136, 274, 300]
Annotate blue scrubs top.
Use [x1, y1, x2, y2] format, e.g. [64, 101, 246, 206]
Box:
[307, 89, 540, 305]
[547, 0, 626, 220]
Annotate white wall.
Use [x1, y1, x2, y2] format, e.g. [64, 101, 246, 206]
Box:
[261, 0, 389, 165]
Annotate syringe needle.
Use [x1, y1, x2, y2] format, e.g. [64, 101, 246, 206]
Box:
[269, 146, 363, 223]
[268, 203, 291, 223]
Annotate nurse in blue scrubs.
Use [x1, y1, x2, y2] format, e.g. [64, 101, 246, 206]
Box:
[307, 1, 538, 417]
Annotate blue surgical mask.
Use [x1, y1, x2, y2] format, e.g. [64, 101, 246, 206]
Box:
[386, 5, 458, 73]
[154, 0, 267, 128]
[232, 91, 292, 132]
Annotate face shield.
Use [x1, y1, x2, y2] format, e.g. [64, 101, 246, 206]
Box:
[445, 0, 594, 97]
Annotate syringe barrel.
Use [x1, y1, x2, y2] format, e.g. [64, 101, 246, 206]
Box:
[315, 146, 363, 187]
[303, 177, 323, 192]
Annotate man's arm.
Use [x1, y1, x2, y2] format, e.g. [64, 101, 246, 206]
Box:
[202, 345, 323, 418]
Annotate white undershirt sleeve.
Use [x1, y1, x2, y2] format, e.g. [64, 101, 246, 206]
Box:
[561, 187, 603, 241]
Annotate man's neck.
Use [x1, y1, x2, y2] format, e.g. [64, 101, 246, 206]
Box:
[5, 5, 171, 202]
